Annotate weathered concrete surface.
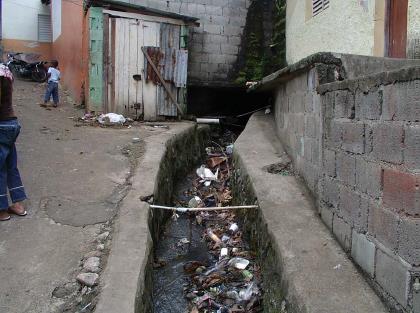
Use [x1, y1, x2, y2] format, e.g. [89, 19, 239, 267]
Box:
[0, 80, 177, 313]
[233, 112, 388, 313]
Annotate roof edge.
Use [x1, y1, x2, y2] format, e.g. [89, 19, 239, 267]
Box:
[88, 0, 200, 25]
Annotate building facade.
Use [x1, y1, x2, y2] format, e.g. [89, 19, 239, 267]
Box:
[1, 0, 52, 61]
[286, 0, 420, 64]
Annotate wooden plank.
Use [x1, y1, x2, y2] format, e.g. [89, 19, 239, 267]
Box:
[102, 9, 195, 26]
[128, 19, 139, 116]
[110, 18, 116, 113]
[122, 18, 130, 114]
[136, 20, 144, 117]
[142, 21, 159, 121]
[114, 18, 122, 113]
[88, 7, 104, 112]
[142, 46, 184, 116]
[103, 14, 110, 113]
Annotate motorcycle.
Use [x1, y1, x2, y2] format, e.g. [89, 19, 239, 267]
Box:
[6, 53, 47, 82]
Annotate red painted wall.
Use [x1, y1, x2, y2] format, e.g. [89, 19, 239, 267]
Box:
[51, 0, 86, 104]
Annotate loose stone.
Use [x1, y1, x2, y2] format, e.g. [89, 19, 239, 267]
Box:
[76, 273, 99, 287]
[97, 231, 110, 242]
[83, 257, 100, 273]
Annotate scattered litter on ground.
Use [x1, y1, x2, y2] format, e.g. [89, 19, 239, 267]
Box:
[153, 129, 263, 313]
[97, 113, 126, 125]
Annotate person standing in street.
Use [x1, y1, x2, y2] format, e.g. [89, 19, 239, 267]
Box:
[0, 64, 27, 221]
[42, 60, 61, 108]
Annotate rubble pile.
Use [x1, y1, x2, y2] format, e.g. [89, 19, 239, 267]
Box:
[167, 131, 263, 313]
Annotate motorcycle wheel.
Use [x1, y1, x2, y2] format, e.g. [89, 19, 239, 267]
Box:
[32, 67, 47, 82]
[8, 64, 20, 78]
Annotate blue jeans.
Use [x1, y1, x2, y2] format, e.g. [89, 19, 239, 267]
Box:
[0, 119, 27, 211]
[44, 81, 59, 105]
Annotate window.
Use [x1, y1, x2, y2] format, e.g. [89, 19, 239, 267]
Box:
[312, 0, 329, 17]
[38, 14, 52, 42]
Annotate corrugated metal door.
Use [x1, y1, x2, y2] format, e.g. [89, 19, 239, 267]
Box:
[156, 23, 180, 117]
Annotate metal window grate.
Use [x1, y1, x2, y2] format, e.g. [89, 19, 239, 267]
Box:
[312, 0, 329, 16]
[38, 14, 52, 42]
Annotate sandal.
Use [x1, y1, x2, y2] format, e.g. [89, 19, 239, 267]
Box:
[0, 211, 11, 221]
[8, 206, 27, 217]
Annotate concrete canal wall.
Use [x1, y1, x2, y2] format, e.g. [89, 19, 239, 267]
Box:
[260, 52, 420, 312]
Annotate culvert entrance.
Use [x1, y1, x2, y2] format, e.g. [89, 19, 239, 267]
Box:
[150, 128, 264, 313]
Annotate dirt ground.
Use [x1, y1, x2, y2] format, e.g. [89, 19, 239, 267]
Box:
[0, 80, 169, 313]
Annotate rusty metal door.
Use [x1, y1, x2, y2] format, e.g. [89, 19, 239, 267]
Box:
[387, 0, 408, 58]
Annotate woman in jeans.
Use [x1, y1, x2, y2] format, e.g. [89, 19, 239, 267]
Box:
[0, 65, 27, 221]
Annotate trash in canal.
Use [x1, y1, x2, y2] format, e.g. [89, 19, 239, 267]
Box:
[152, 130, 263, 313]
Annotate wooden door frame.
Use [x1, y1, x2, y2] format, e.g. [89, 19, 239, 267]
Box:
[385, 0, 408, 58]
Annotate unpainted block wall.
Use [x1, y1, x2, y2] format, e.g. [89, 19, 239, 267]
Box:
[127, 0, 250, 85]
[273, 66, 420, 312]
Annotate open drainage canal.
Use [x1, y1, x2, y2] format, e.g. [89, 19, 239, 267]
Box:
[152, 129, 263, 313]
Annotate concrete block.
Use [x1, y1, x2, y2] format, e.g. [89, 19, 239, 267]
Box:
[228, 0, 247, 8]
[351, 231, 375, 277]
[228, 35, 241, 46]
[205, 4, 223, 16]
[303, 162, 319, 193]
[322, 92, 335, 119]
[334, 90, 355, 119]
[399, 216, 420, 266]
[220, 43, 238, 55]
[383, 81, 420, 122]
[222, 25, 243, 36]
[208, 53, 226, 64]
[413, 284, 420, 313]
[375, 249, 410, 308]
[342, 121, 365, 154]
[303, 138, 313, 162]
[206, 33, 228, 44]
[202, 42, 221, 54]
[323, 149, 336, 177]
[383, 168, 419, 216]
[196, 4, 206, 15]
[368, 203, 400, 251]
[325, 119, 342, 149]
[372, 123, 404, 164]
[333, 215, 352, 252]
[405, 124, 420, 171]
[304, 115, 317, 139]
[321, 176, 340, 208]
[336, 152, 356, 186]
[320, 205, 333, 230]
[356, 195, 370, 233]
[355, 158, 382, 199]
[355, 90, 382, 120]
[204, 24, 222, 34]
[338, 185, 361, 224]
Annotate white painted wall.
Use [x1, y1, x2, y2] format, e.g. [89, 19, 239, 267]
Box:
[286, 0, 376, 64]
[407, 0, 420, 58]
[51, 0, 62, 41]
[2, 0, 50, 41]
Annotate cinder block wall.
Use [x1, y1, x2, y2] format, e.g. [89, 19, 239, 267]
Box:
[273, 64, 420, 312]
[128, 0, 250, 85]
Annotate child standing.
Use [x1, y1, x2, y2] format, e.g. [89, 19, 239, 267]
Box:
[43, 60, 60, 107]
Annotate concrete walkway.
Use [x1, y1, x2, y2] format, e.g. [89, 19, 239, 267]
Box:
[0, 80, 187, 313]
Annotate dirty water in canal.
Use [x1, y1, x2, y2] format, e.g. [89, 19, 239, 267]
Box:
[152, 129, 263, 313]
